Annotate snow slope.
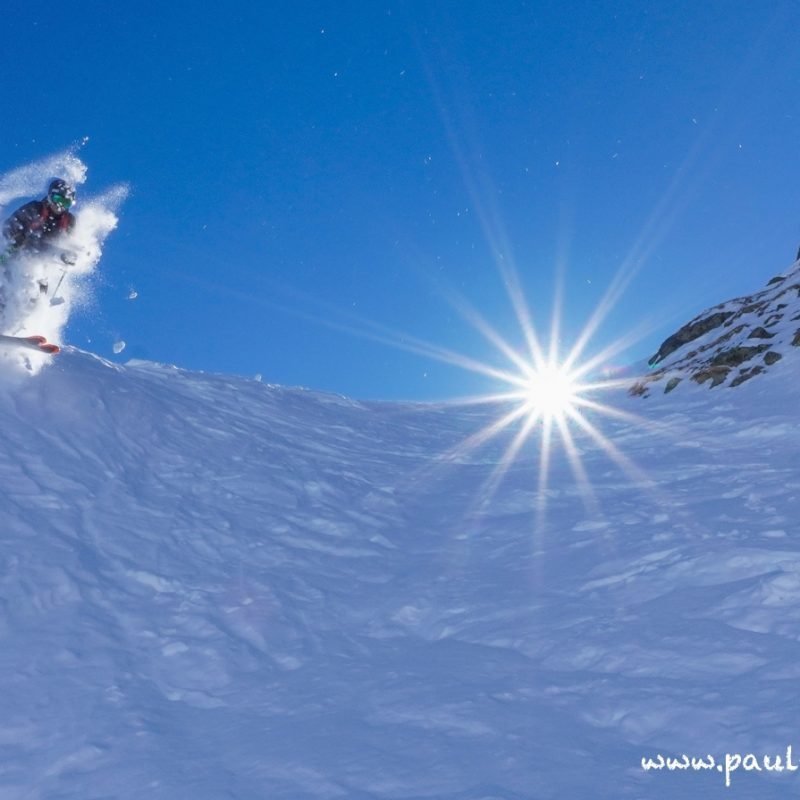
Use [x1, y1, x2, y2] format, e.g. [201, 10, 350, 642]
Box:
[1, 343, 800, 799]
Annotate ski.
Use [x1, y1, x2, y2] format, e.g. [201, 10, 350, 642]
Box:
[0, 334, 60, 355]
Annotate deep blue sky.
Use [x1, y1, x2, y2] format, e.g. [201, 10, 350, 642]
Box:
[2, 1, 799, 400]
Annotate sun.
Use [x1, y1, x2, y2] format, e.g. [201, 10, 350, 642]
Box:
[519, 363, 581, 421]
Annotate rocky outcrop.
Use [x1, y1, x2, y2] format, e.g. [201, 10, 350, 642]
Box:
[630, 259, 800, 397]
[648, 312, 734, 365]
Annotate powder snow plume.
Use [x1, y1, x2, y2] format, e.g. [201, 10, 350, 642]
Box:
[0, 144, 127, 375]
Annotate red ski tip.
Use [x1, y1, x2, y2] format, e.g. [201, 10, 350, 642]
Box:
[24, 335, 60, 354]
[0, 333, 61, 355]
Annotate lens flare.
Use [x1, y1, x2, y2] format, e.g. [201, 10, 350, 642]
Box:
[184, 230, 674, 533]
[519, 363, 581, 421]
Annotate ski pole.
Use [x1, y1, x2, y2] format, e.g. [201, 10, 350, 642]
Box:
[51, 268, 67, 299]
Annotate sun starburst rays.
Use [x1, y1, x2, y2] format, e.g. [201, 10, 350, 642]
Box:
[272, 247, 660, 528]
[398, 253, 668, 535]
[200, 213, 660, 529]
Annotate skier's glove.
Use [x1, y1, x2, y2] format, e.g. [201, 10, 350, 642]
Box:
[59, 250, 77, 266]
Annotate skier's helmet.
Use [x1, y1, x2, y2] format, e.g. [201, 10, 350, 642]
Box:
[47, 179, 76, 214]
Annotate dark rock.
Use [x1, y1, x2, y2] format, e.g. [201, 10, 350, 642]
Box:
[764, 351, 782, 366]
[730, 365, 765, 387]
[768, 275, 786, 285]
[740, 301, 768, 315]
[649, 311, 735, 365]
[793, 329, 800, 347]
[709, 345, 770, 368]
[664, 377, 682, 394]
[692, 366, 730, 388]
[748, 326, 775, 339]
[710, 324, 746, 348]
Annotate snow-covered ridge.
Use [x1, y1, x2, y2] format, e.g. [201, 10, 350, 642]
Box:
[630, 258, 800, 396]
[3, 348, 800, 799]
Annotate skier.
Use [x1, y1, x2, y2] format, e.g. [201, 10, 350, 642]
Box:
[1, 179, 77, 265]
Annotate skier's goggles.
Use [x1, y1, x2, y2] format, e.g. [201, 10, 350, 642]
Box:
[50, 193, 74, 210]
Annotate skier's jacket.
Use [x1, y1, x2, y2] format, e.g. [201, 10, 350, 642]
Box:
[2, 201, 75, 253]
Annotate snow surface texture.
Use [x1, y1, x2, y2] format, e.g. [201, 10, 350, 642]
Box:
[1, 340, 800, 798]
[631, 258, 800, 395]
[0, 148, 125, 375]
